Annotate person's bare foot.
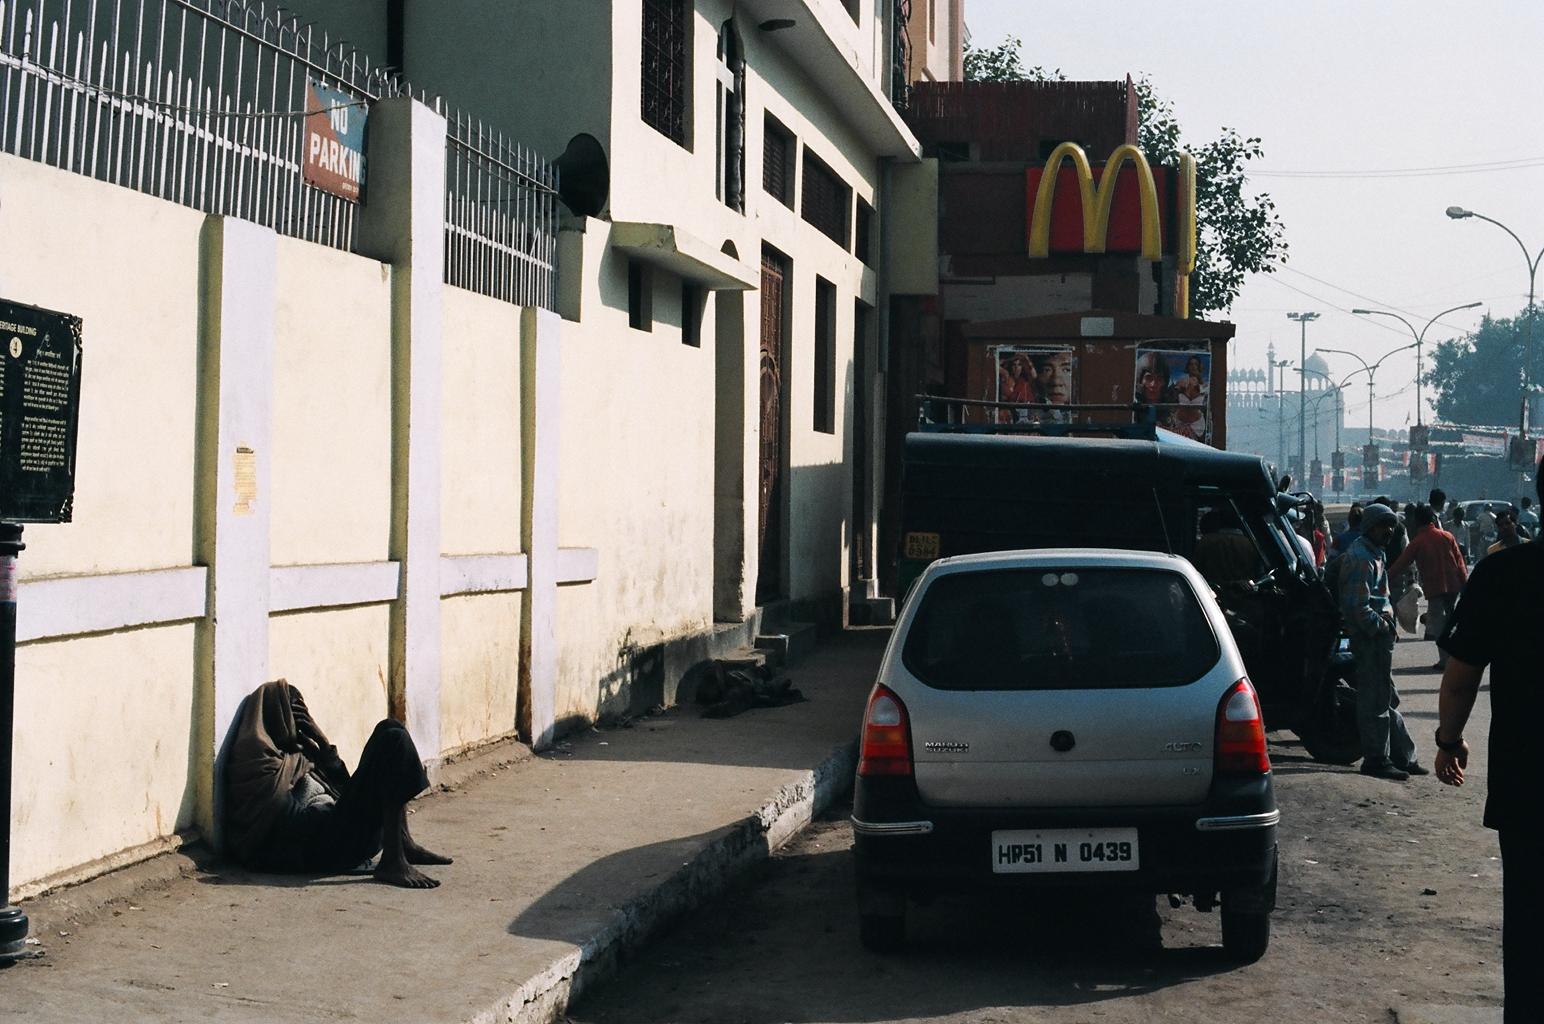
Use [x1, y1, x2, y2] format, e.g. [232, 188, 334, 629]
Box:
[374, 859, 441, 889]
[402, 837, 453, 866]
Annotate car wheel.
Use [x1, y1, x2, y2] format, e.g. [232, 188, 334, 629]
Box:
[859, 910, 906, 953]
[1220, 908, 1270, 963]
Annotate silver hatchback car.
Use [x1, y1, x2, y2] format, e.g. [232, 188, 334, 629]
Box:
[853, 549, 1279, 961]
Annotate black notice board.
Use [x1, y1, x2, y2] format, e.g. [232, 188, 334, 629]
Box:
[0, 299, 83, 523]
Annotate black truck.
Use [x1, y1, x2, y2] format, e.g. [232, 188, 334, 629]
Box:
[895, 419, 1359, 764]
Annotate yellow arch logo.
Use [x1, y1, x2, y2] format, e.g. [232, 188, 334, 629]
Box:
[1027, 142, 1197, 316]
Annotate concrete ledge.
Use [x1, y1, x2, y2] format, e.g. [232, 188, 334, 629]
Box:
[17, 567, 208, 643]
[270, 561, 401, 613]
[439, 554, 529, 597]
[469, 737, 858, 1024]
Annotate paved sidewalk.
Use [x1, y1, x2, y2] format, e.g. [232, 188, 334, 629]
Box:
[1, 629, 887, 1024]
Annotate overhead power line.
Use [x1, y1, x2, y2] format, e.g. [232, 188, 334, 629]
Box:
[1254, 156, 1544, 179]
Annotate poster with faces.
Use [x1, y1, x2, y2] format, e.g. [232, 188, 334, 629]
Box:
[992, 346, 1076, 424]
[1134, 349, 1211, 444]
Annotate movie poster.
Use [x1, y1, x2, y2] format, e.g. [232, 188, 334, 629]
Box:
[992, 346, 1076, 423]
[1134, 348, 1212, 444]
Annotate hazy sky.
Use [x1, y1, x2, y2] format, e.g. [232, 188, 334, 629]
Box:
[963, 0, 1544, 429]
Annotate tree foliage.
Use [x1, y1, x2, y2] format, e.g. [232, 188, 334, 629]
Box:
[1425, 310, 1536, 427]
[962, 35, 1063, 85]
[962, 39, 1288, 318]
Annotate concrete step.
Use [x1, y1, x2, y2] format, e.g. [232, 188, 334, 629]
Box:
[717, 646, 779, 672]
[755, 620, 818, 665]
[848, 596, 896, 627]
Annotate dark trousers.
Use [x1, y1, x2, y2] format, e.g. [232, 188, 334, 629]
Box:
[1350, 629, 1416, 767]
[256, 719, 430, 874]
[1500, 830, 1543, 1023]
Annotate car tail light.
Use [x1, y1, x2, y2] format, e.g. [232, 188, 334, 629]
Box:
[1214, 678, 1270, 775]
[858, 684, 913, 777]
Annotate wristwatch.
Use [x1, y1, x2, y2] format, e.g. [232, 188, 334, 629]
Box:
[1434, 729, 1465, 754]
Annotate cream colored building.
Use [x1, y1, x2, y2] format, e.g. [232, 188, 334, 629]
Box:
[0, 0, 959, 899]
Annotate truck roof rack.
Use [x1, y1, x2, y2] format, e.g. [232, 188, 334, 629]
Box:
[915, 394, 1169, 440]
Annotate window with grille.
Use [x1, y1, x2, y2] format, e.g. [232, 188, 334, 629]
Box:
[802, 149, 851, 249]
[763, 114, 794, 207]
[642, 0, 688, 146]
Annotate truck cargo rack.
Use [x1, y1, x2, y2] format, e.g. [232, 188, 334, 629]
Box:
[916, 394, 1192, 440]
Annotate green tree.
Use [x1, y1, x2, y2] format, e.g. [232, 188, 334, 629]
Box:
[962, 40, 1287, 318]
[1425, 311, 1532, 427]
[962, 35, 1063, 84]
[1132, 78, 1287, 317]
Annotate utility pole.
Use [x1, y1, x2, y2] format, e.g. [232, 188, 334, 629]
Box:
[1287, 312, 1319, 484]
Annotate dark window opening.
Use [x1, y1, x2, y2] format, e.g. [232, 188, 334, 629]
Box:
[628, 261, 653, 331]
[802, 149, 851, 248]
[934, 140, 971, 162]
[642, 0, 688, 146]
[682, 282, 703, 347]
[763, 114, 794, 207]
[814, 277, 837, 434]
[716, 22, 746, 211]
[843, 0, 861, 22]
[855, 199, 875, 267]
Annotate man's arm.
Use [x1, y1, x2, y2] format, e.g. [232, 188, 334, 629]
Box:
[1434, 658, 1483, 786]
[1386, 533, 1418, 578]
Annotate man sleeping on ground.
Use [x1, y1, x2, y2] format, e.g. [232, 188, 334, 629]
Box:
[222, 680, 452, 889]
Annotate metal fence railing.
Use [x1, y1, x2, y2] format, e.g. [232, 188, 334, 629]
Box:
[0, 0, 558, 310]
[444, 110, 558, 311]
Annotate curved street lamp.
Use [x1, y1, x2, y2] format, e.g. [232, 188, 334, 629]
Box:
[1351, 301, 1483, 425]
[1319, 342, 1419, 487]
[1446, 206, 1544, 432]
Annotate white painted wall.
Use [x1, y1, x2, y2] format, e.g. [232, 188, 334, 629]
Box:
[0, 155, 201, 577]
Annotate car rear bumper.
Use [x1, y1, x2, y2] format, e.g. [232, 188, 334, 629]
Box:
[852, 775, 1278, 897]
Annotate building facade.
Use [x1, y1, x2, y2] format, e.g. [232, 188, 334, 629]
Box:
[0, 0, 946, 900]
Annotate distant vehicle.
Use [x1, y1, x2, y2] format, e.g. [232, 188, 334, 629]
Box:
[853, 549, 1278, 962]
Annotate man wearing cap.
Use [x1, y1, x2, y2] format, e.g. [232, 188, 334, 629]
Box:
[1338, 501, 1424, 781]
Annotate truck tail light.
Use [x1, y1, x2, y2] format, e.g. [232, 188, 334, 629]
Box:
[1215, 677, 1271, 776]
[858, 685, 913, 778]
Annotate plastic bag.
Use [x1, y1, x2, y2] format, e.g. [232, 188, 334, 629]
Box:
[1395, 582, 1424, 636]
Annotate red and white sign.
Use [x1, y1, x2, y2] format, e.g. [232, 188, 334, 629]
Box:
[303, 78, 367, 201]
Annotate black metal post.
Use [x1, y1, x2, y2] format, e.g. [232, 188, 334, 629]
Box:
[0, 522, 28, 959]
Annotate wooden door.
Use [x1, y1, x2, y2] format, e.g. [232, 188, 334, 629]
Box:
[757, 249, 786, 601]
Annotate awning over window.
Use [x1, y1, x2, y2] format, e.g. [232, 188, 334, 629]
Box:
[609, 222, 758, 291]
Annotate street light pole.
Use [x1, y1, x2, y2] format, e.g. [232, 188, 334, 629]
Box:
[1321, 342, 1418, 492]
[1287, 312, 1319, 482]
[1446, 207, 1544, 433]
[1271, 357, 1292, 476]
[1352, 301, 1483, 426]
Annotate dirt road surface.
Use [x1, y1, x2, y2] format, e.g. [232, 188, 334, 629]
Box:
[568, 636, 1504, 1024]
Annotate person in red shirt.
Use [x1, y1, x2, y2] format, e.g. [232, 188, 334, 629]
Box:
[1387, 504, 1469, 669]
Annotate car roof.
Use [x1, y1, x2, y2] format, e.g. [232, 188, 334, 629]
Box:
[929, 547, 1199, 574]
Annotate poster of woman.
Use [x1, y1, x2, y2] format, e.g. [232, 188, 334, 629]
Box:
[992, 346, 1076, 423]
[1134, 349, 1212, 444]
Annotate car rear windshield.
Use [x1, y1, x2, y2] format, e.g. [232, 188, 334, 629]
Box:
[901, 568, 1220, 691]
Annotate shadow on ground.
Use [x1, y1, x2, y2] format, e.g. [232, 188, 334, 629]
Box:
[566, 805, 1243, 1024]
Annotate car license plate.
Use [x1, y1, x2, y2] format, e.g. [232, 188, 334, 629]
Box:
[991, 828, 1140, 873]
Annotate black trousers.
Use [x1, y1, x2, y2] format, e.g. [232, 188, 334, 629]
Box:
[256, 719, 430, 874]
[1500, 830, 1543, 1024]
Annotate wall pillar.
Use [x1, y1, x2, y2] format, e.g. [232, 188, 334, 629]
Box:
[519, 307, 560, 749]
[195, 216, 277, 838]
[358, 97, 447, 760]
